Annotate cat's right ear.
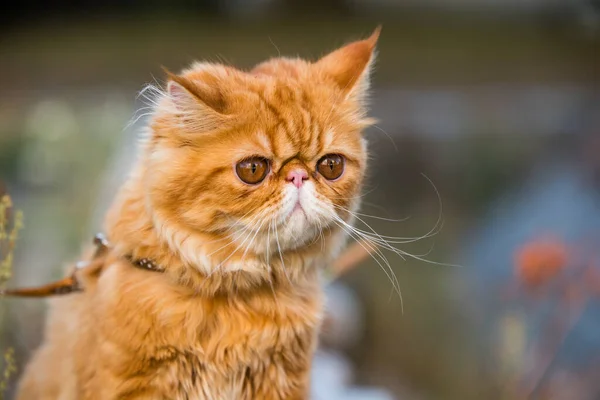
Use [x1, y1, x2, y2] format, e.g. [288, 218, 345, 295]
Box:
[164, 68, 227, 113]
[163, 68, 228, 132]
[167, 80, 196, 112]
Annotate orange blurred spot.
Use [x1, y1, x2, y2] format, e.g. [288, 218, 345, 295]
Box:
[514, 238, 568, 289]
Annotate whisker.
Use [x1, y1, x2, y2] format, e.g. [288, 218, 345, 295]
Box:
[268, 36, 281, 57]
[332, 217, 403, 284]
[334, 205, 422, 244]
[214, 223, 261, 272]
[205, 209, 271, 275]
[337, 215, 462, 268]
[343, 208, 411, 223]
[327, 186, 379, 201]
[371, 124, 398, 152]
[274, 222, 292, 285]
[334, 212, 441, 244]
[333, 220, 404, 313]
[265, 220, 281, 308]
[332, 172, 447, 245]
[206, 205, 272, 257]
[240, 214, 269, 261]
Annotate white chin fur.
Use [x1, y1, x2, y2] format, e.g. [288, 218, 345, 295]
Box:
[154, 181, 355, 274]
[271, 181, 330, 250]
[231, 181, 336, 255]
[158, 181, 350, 275]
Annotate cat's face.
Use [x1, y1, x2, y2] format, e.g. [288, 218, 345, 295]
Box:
[145, 29, 379, 271]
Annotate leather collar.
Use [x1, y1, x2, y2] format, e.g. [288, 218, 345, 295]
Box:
[0, 233, 163, 297]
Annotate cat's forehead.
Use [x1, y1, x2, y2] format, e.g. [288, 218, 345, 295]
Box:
[244, 83, 337, 158]
[236, 124, 358, 168]
[233, 100, 361, 165]
[252, 69, 329, 104]
[250, 57, 311, 80]
[177, 62, 364, 161]
[257, 83, 323, 119]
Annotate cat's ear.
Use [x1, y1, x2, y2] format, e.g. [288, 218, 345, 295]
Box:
[315, 26, 381, 104]
[162, 68, 230, 133]
[164, 68, 228, 115]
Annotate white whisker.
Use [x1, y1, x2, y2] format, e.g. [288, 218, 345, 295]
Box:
[332, 220, 404, 313]
[274, 222, 292, 285]
[371, 124, 398, 152]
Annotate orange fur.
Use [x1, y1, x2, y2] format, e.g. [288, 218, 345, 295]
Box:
[16, 28, 380, 399]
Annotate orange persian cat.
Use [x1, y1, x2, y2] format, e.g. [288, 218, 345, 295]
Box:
[17, 28, 380, 400]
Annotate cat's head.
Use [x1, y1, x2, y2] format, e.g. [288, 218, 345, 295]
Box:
[143, 28, 380, 275]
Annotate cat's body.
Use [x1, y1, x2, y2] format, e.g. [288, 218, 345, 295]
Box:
[19, 256, 321, 399]
[16, 29, 380, 399]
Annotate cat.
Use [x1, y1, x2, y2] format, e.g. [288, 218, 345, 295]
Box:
[16, 27, 381, 400]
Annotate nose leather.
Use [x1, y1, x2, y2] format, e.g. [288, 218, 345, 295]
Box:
[286, 169, 309, 188]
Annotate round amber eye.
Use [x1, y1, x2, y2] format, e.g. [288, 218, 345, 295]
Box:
[317, 154, 345, 180]
[235, 157, 269, 184]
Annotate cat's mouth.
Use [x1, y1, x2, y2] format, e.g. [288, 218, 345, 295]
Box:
[282, 200, 308, 228]
[292, 202, 303, 213]
[289, 200, 308, 220]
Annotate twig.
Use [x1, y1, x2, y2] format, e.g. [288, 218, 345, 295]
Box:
[331, 239, 379, 278]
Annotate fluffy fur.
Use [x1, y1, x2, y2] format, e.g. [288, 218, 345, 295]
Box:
[16, 28, 380, 400]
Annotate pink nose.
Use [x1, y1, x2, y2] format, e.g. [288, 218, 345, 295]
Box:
[286, 169, 309, 188]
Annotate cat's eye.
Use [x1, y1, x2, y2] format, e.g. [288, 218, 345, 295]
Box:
[317, 154, 345, 181]
[235, 157, 269, 184]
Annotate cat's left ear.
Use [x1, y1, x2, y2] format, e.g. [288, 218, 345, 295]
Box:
[315, 26, 381, 104]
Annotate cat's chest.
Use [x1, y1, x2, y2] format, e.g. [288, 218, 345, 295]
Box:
[98, 266, 322, 398]
[165, 296, 319, 366]
[151, 310, 316, 400]
[153, 349, 261, 400]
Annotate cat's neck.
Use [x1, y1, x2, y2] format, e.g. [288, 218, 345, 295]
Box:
[104, 170, 329, 297]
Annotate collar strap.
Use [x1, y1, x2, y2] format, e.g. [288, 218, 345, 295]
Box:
[125, 255, 165, 273]
[1, 233, 163, 297]
[93, 233, 164, 272]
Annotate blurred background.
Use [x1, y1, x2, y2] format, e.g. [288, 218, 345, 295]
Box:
[1, 1, 599, 399]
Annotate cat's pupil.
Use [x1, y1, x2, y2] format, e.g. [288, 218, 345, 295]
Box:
[329, 161, 334, 170]
[251, 163, 257, 174]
